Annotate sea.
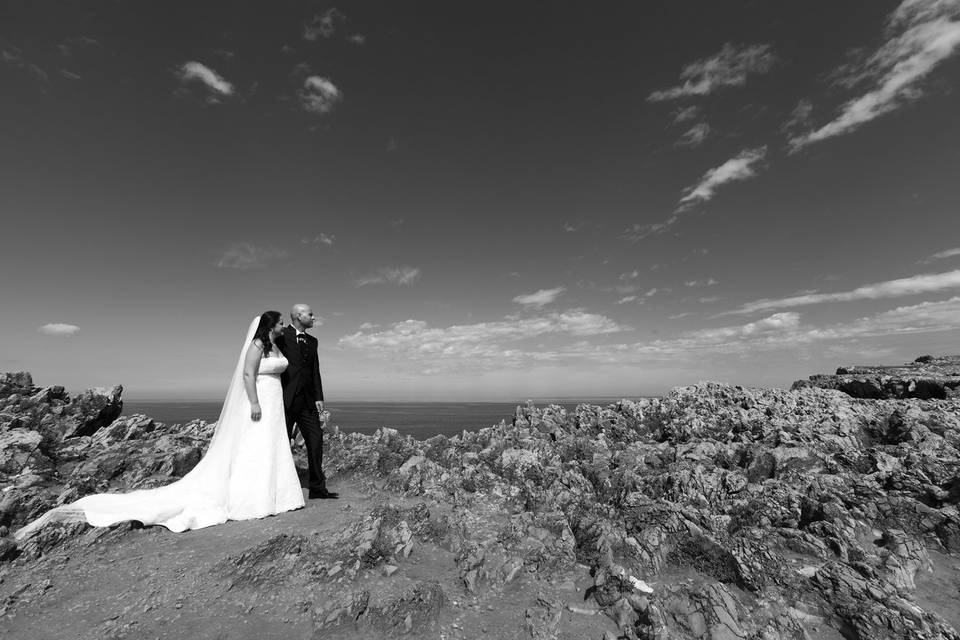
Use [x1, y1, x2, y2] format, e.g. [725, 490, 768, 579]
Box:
[122, 399, 633, 441]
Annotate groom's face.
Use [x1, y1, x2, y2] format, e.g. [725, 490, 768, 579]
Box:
[296, 307, 316, 328]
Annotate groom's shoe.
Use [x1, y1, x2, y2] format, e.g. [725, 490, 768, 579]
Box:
[308, 489, 339, 499]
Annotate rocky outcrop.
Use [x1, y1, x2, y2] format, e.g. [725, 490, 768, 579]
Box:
[4, 367, 960, 638]
[320, 384, 960, 638]
[0, 373, 208, 537]
[793, 354, 960, 399]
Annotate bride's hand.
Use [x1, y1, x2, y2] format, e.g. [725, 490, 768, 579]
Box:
[251, 402, 262, 421]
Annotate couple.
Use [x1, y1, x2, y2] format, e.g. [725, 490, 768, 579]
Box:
[15, 304, 334, 540]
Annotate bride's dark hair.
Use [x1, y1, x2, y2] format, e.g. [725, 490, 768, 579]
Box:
[252, 311, 282, 355]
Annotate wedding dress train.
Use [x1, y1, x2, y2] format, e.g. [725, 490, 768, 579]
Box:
[14, 317, 305, 540]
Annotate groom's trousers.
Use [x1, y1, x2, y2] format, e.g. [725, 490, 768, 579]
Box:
[285, 396, 327, 492]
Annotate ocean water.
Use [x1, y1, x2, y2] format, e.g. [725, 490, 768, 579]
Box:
[122, 399, 631, 440]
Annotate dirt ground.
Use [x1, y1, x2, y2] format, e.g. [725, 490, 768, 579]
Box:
[0, 478, 622, 640]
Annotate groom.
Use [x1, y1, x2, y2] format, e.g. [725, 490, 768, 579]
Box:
[276, 303, 338, 499]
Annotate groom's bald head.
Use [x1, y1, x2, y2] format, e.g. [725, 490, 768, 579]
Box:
[291, 303, 316, 329]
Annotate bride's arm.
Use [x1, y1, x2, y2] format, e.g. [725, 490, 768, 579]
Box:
[242, 339, 264, 421]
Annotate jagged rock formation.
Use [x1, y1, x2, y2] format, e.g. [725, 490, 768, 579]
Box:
[793, 355, 960, 400]
[4, 365, 960, 639]
[0, 372, 206, 536]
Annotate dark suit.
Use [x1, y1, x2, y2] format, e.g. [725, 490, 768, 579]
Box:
[276, 325, 327, 493]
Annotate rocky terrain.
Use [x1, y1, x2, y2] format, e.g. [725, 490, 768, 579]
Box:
[793, 355, 960, 400]
[2, 359, 960, 639]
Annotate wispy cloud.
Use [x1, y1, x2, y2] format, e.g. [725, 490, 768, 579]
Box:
[726, 269, 960, 315]
[672, 105, 701, 124]
[356, 266, 421, 286]
[303, 8, 364, 44]
[303, 8, 344, 41]
[176, 61, 234, 102]
[921, 247, 960, 263]
[38, 323, 80, 337]
[656, 297, 960, 355]
[677, 146, 767, 210]
[648, 43, 776, 102]
[215, 243, 288, 269]
[790, 0, 960, 150]
[675, 122, 712, 148]
[1, 43, 51, 91]
[302, 233, 335, 246]
[616, 296, 638, 305]
[299, 76, 341, 115]
[685, 278, 718, 287]
[600, 297, 960, 360]
[58, 35, 100, 57]
[623, 216, 679, 243]
[513, 287, 565, 307]
[781, 99, 814, 134]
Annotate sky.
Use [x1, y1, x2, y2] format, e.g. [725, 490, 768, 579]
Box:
[2, 1, 960, 401]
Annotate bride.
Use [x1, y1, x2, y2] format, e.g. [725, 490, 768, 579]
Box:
[15, 312, 305, 539]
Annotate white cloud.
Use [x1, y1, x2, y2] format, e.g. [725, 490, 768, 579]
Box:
[299, 76, 341, 115]
[727, 269, 960, 315]
[513, 287, 565, 307]
[348, 34, 367, 45]
[922, 247, 960, 262]
[356, 266, 421, 286]
[215, 243, 288, 269]
[38, 323, 80, 337]
[677, 146, 767, 211]
[302, 233, 335, 246]
[790, 0, 960, 150]
[648, 43, 776, 102]
[341, 298, 960, 373]
[675, 122, 712, 148]
[616, 296, 638, 305]
[612, 297, 960, 359]
[176, 61, 234, 100]
[685, 278, 718, 287]
[340, 310, 627, 368]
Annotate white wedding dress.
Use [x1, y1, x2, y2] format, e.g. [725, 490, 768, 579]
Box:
[15, 317, 305, 540]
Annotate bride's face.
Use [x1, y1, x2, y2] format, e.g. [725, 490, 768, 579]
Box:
[270, 320, 285, 340]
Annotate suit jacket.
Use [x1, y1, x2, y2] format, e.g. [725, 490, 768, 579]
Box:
[276, 325, 324, 408]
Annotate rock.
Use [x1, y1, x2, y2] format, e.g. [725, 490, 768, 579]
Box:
[0, 536, 19, 561]
[6, 361, 960, 638]
[364, 580, 448, 636]
[60, 385, 124, 438]
[793, 355, 960, 399]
